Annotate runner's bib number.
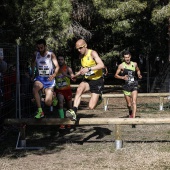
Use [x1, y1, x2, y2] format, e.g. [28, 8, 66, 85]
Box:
[85, 70, 95, 76]
[57, 81, 67, 88]
[39, 69, 50, 76]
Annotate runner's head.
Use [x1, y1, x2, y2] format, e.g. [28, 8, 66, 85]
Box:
[75, 39, 87, 55]
[36, 39, 47, 55]
[58, 56, 65, 66]
[123, 51, 131, 64]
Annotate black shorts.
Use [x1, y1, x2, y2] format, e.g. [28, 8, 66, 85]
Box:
[83, 77, 104, 94]
[122, 81, 138, 92]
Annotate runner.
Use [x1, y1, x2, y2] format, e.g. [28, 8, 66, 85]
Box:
[114, 51, 142, 120]
[66, 39, 105, 121]
[55, 56, 75, 129]
[31, 39, 59, 119]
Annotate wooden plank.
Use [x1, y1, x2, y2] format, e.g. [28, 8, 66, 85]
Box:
[80, 93, 170, 98]
[4, 118, 170, 125]
[71, 84, 122, 88]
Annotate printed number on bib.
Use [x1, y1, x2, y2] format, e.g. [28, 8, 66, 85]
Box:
[58, 81, 67, 88]
[39, 69, 50, 76]
[85, 70, 95, 76]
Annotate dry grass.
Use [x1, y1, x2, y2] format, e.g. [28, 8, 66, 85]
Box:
[1, 97, 170, 170]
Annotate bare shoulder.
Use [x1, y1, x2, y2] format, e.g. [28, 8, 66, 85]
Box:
[91, 50, 99, 57]
[118, 63, 124, 69]
[51, 52, 57, 58]
[132, 61, 138, 67]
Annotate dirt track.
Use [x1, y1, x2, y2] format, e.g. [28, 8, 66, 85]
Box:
[1, 97, 170, 170]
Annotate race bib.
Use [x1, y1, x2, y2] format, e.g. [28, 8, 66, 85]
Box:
[57, 81, 67, 88]
[130, 77, 134, 82]
[85, 70, 95, 76]
[39, 70, 50, 76]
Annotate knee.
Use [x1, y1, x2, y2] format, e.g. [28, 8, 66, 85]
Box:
[45, 100, 52, 106]
[89, 104, 95, 110]
[58, 102, 64, 109]
[76, 87, 83, 95]
[127, 102, 132, 107]
[89, 106, 94, 110]
[132, 101, 136, 106]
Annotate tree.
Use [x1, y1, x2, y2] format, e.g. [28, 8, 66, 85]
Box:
[151, 1, 170, 61]
[0, 0, 72, 49]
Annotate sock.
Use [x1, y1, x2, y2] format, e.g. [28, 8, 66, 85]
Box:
[58, 109, 64, 118]
[38, 108, 42, 112]
[73, 107, 78, 113]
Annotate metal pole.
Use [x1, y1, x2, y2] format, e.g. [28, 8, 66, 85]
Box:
[146, 55, 150, 93]
[16, 45, 21, 118]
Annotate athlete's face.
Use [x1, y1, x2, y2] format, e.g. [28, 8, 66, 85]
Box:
[124, 54, 131, 64]
[76, 42, 86, 55]
[37, 44, 46, 55]
[58, 57, 65, 66]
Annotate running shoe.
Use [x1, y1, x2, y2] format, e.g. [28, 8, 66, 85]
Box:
[35, 111, 44, 119]
[132, 124, 136, 128]
[66, 109, 77, 121]
[59, 125, 65, 129]
[52, 97, 58, 106]
[67, 125, 71, 129]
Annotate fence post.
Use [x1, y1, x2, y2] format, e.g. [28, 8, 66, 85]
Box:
[159, 97, 164, 111]
[16, 124, 26, 149]
[103, 98, 109, 111]
[114, 125, 123, 149]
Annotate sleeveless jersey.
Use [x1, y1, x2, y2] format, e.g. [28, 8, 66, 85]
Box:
[122, 61, 136, 84]
[35, 51, 54, 77]
[55, 64, 71, 90]
[81, 49, 102, 80]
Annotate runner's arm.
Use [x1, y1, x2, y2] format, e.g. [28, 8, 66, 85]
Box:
[49, 53, 59, 80]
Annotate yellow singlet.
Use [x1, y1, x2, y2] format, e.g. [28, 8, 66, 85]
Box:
[81, 49, 102, 80]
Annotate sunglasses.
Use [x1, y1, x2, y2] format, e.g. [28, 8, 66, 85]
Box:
[76, 44, 85, 50]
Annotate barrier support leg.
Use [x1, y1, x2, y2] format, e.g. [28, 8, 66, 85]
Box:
[103, 98, 109, 111]
[16, 124, 45, 150]
[16, 124, 26, 149]
[159, 97, 164, 111]
[114, 125, 123, 149]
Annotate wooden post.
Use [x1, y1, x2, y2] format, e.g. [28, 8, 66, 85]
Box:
[114, 125, 123, 149]
[103, 98, 109, 111]
[19, 124, 26, 147]
[159, 97, 164, 111]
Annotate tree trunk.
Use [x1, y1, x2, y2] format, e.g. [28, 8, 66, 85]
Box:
[169, 17, 170, 62]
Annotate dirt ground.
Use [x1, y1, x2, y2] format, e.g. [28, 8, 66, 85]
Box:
[1, 97, 170, 170]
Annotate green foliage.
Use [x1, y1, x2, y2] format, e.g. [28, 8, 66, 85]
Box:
[151, 2, 170, 24]
[101, 50, 120, 59]
[0, 0, 72, 50]
[96, 0, 147, 20]
[0, 0, 169, 72]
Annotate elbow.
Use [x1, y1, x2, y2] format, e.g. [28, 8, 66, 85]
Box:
[101, 63, 105, 69]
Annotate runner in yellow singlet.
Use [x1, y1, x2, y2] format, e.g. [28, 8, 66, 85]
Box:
[66, 39, 105, 121]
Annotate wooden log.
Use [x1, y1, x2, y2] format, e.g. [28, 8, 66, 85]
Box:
[80, 93, 170, 98]
[71, 84, 122, 88]
[4, 118, 170, 126]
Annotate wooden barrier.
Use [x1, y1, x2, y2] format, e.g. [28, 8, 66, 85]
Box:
[5, 117, 170, 125]
[68, 85, 170, 111]
[71, 84, 122, 88]
[4, 117, 170, 150]
[78, 93, 170, 111]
